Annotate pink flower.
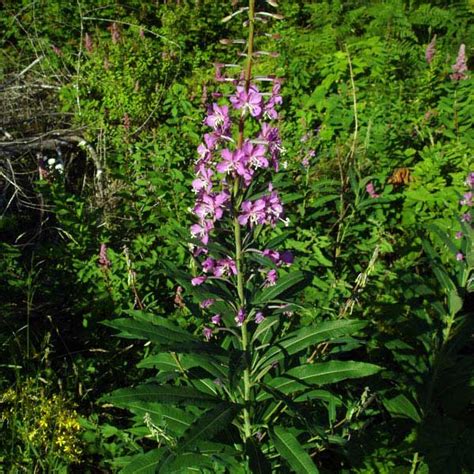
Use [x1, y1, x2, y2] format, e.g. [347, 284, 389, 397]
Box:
[451, 44, 468, 81]
[192, 166, 214, 194]
[460, 192, 473, 207]
[465, 172, 474, 188]
[455, 231, 463, 239]
[238, 199, 266, 226]
[255, 312, 265, 324]
[211, 314, 221, 325]
[242, 141, 269, 170]
[191, 220, 214, 245]
[200, 298, 215, 308]
[191, 275, 207, 286]
[99, 244, 111, 268]
[204, 103, 231, 132]
[194, 191, 230, 222]
[230, 85, 263, 118]
[366, 182, 380, 198]
[235, 308, 246, 327]
[265, 269, 278, 286]
[456, 252, 464, 261]
[202, 257, 216, 273]
[425, 35, 436, 64]
[461, 213, 472, 223]
[84, 33, 93, 53]
[214, 257, 237, 277]
[203, 327, 213, 341]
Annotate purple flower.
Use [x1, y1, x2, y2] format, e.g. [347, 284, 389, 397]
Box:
[197, 133, 218, 164]
[191, 275, 207, 286]
[455, 231, 463, 239]
[461, 213, 472, 223]
[264, 79, 283, 119]
[280, 250, 294, 265]
[191, 220, 214, 245]
[425, 35, 436, 64]
[200, 298, 215, 309]
[214, 257, 238, 277]
[204, 103, 230, 130]
[202, 257, 216, 273]
[99, 244, 111, 268]
[263, 249, 280, 264]
[451, 44, 468, 81]
[84, 33, 93, 53]
[203, 327, 213, 341]
[456, 252, 464, 261]
[230, 85, 263, 118]
[242, 141, 269, 170]
[255, 312, 265, 324]
[192, 166, 214, 193]
[259, 123, 282, 171]
[235, 308, 246, 327]
[465, 172, 474, 188]
[194, 190, 230, 222]
[460, 192, 473, 207]
[211, 314, 221, 325]
[265, 269, 278, 286]
[263, 186, 284, 226]
[366, 182, 380, 198]
[238, 199, 266, 226]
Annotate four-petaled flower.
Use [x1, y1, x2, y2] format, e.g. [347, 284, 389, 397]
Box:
[230, 85, 263, 118]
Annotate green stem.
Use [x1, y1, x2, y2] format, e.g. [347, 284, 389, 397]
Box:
[233, 0, 256, 443]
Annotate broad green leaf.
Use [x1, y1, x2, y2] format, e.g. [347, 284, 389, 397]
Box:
[120, 449, 164, 474]
[270, 426, 319, 474]
[253, 271, 306, 305]
[448, 289, 463, 316]
[256, 320, 367, 371]
[383, 394, 422, 423]
[104, 384, 223, 408]
[178, 403, 240, 451]
[258, 361, 381, 399]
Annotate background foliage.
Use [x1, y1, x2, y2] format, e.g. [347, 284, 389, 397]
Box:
[0, 0, 472, 472]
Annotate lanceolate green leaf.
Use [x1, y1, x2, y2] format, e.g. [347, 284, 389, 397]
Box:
[253, 271, 306, 305]
[270, 426, 319, 474]
[138, 352, 228, 380]
[120, 448, 164, 474]
[104, 384, 223, 408]
[177, 403, 241, 451]
[258, 361, 381, 399]
[255, 320, 368, 371]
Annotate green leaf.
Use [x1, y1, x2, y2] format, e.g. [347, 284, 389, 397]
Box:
[383, 394, 422, 423]
[120, 449, 164, 474]
[270, 426, 319, 474]
[448, 289, 463, 316]
[158, 452, 212, 473]
[256, 320, 368, 371]
[104, 384, 223, 408]
[177, 403, 240, 451]
[259, 361, 381, 399]
[253, 271, 306, 305]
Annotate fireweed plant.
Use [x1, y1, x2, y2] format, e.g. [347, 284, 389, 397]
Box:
[105, 2, 381, 472]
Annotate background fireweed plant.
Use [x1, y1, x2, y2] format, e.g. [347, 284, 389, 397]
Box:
[104, 1, 381, 472]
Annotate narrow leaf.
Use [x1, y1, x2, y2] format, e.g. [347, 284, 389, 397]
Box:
[270, 426, 319, 474]
[104, 384, 223, 408]
[178, 403, 240, 451]
[253, 271, 306, 304]
[259, 361, 381, 399]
